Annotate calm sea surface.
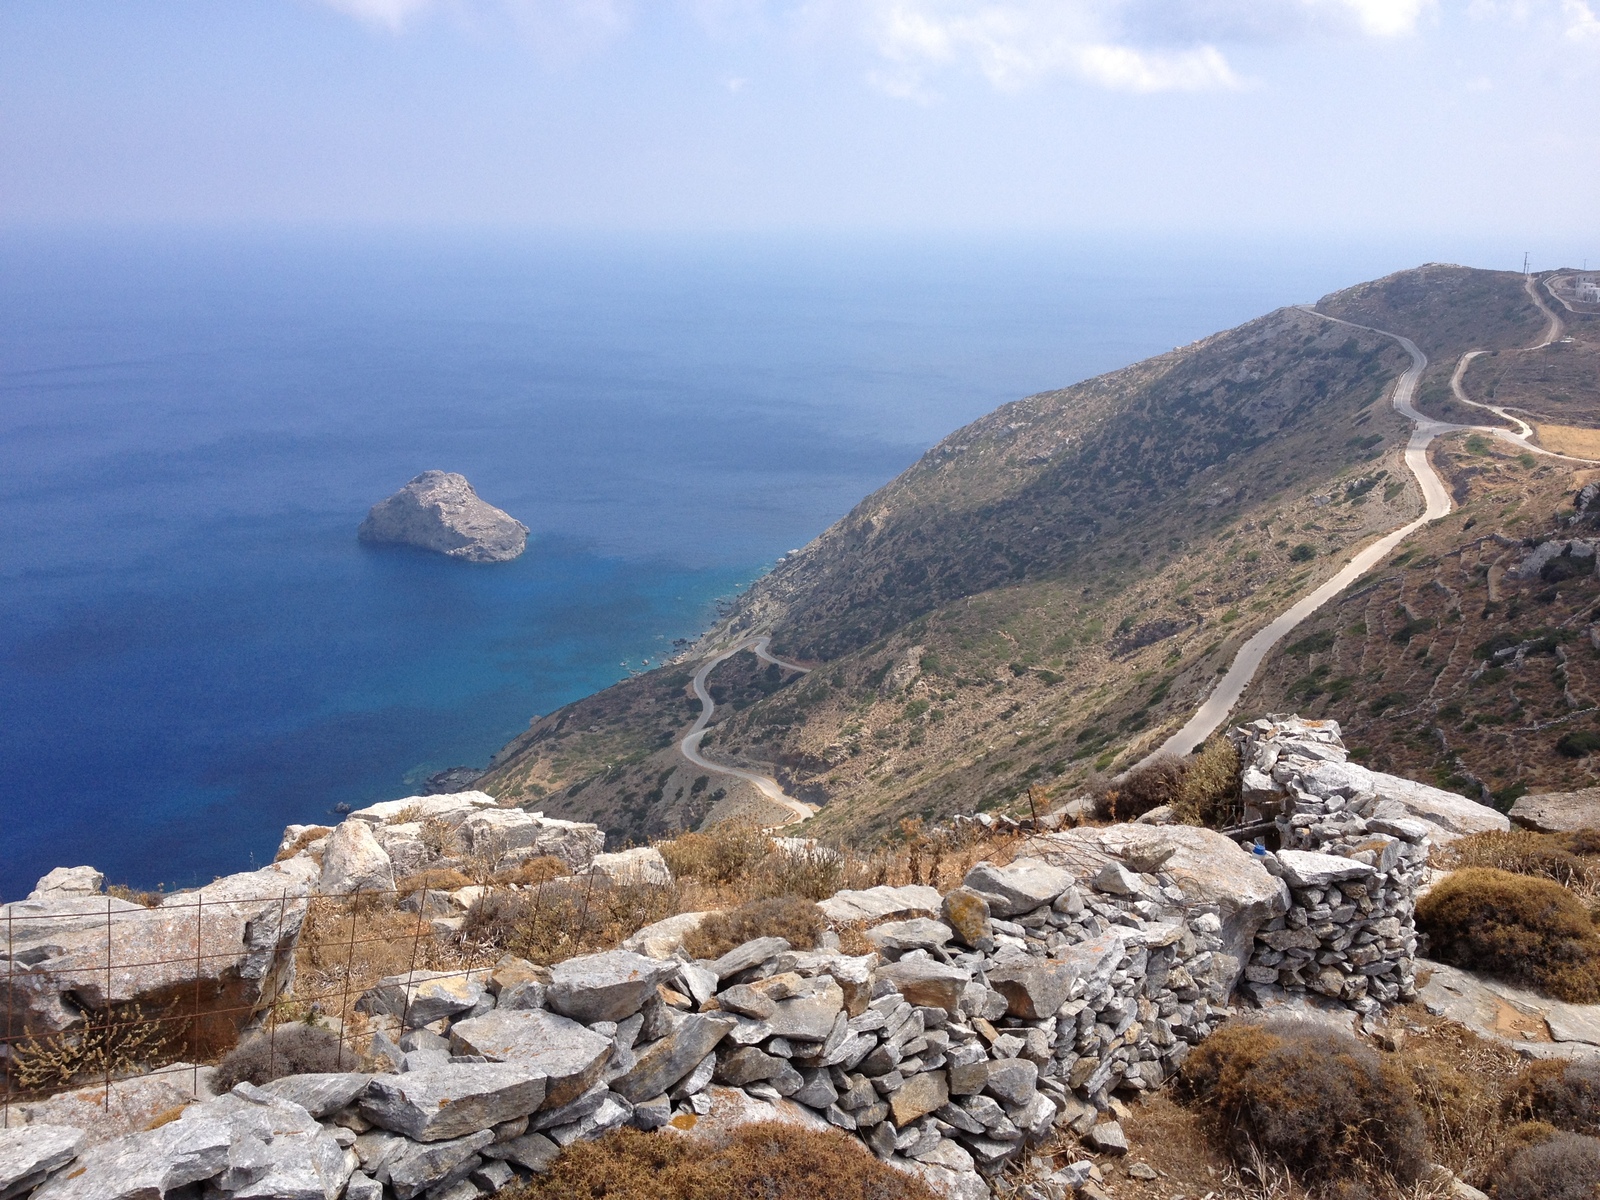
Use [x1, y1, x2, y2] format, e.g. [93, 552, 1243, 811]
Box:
[0, 231, 1426, 895]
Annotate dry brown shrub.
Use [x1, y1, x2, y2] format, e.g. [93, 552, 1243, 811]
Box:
[1171, 738, 1243, 829]
[505, 1121, 940, 1200]
[273, 826, 332, 863]
[657, 821, 775, 886]
[1491, 1131, 1600, 1200]
[1394, 1017, 1526, 1185]
[11, 1002, 177, 1093]
[683, 896, 824, 960]
[213, 1024, 349, 1090]
[1438, 830, 1600, 898]
[490, 856, 571, 887]
[1505, 1059, 1600, 1136]
[395, 867, 472, 897]
[460, 877, 682, 966]
[104, 884, 165, 908]
[1180, 1020, 1428, 1190]
[1416, 868, 1600, 1001]
[1096, 755, 1186, 822]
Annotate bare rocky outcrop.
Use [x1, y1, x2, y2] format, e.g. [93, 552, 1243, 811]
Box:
[1509, 786, 1600, 833]
[358, 472, 527, 564]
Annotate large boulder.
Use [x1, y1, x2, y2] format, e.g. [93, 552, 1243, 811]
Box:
[1303, 761, 1509, 842]
[358, 471, 528, 564]
[587, 847, 673, 887]
[0, 859, 316, 1055]
[317, 820, 395, 895]
[1510, 787, 1600, 833]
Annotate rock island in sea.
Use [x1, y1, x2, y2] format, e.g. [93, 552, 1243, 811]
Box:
[358, 471, 528, 563]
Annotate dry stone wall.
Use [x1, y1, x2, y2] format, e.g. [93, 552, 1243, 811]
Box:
[3, 722, 1496, 1200]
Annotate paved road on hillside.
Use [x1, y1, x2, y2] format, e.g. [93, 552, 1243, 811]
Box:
[679, 635, 817, 826]
[1135, 300, 1593, 770]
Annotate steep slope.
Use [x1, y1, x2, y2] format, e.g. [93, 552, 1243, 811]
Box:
[1245, 271, 1600, 807]
[481, 265, 1574, 845]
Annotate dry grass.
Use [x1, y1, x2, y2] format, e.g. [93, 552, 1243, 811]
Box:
[1534, 423, 1600, 458]
[1416, 868, 1600, 1001]
[273, 826, 331, 863]
[1491, 1130, 1600, 1200]
[1504, 1059, 1600, 1137]
[10, 1002, 177, 1094]
[1435, 829, 1600, 901]
[504, 1121, 941, 1200]
[213, 1024, 348, 1090]
[681, 897, 824, 960]
[1174, 737, 1245, 828]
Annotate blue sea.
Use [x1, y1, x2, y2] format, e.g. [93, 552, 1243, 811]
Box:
[0, 231, 1440, 897]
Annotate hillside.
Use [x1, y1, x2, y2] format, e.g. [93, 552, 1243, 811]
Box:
[479, 266, 1600, 846]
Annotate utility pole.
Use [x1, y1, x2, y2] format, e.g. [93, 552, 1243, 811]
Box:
[1523, 251, 1531, 276]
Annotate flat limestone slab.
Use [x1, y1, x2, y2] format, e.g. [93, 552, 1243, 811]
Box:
[1510, 787, 1600, 833]
[1418, 960, 1600, 1060]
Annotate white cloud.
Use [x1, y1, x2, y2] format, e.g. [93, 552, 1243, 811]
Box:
[1566, 0, 1600, 37]
[321, 0, 435, 31]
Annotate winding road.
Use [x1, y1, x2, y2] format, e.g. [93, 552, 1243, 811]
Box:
[679, 636, 818, 826]
[1136, 294, 1596, 769]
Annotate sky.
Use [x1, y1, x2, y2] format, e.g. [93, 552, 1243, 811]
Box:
[1, 1, 1597, 243]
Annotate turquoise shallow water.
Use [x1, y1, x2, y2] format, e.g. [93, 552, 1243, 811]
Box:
[0, 231, 1428, 896]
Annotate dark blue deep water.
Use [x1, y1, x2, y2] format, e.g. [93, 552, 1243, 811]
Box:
[0, 231, 1425, 896]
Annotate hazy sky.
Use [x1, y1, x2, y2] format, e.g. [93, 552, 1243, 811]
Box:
[2, 1, 1597, 240]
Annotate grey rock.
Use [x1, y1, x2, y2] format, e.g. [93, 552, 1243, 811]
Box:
[0, 1125, 85, 1200]
[791, 1068, 839, 1109]
[621, 911, 716, 960]
[1092, 863, 1144, 897]
[528, 1084, 611, 1133]
[611, 1014, 736, 1103]
[1085, 1121, 1128, 1155]
[705, 937, 791, 981]
[546, 950, 679, 1024]
[344, 1172, 384, 1200]
[1510, 787, 1600, 834]
[865, 919, 953, 955]
[356, 970, 489, 1027]
[767, 978, 845, 1041]
[888, 1071, 949, 1125]
[669, 1053, 716, 1099]
[449, 1008, 613, 1109]
[27, 867, 104, 899]
[716, 984, 777, 1020]
[715, 1046, 787, 1086]
[472, 1159, 514, 1192]
[318, 820, 396, 895]
[982, 1058, 1038, 1107]
[384, 1130, 493, 1200]
[361, 1063, 545, 1142]
[481, 1133, 559, 1174]
[816, 886, 943, 924]
[429, 1180, 479, 1200]
[359, 471, 527, 563]
[985, 960, 1081, 1020]
[27, 1118, 232, 1200]
[875, 959, 970, 1013]
[962, 859, 1077, 917]
[191, 1088, 351, 1200]
[260, 1073, 373, 1118]
[631, 1095, 673, 1130]
[548, 1094, 632, 1146]
[588, 847, 673, 887]
[1275, 849, 1375, 889]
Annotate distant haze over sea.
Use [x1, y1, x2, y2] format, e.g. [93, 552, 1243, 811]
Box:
[0, 230, 1479, 896]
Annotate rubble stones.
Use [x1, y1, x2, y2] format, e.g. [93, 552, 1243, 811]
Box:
[940, 889, 993, 947]
[889, 1071, 949, 1125]
[383, 1131, 494, 1200]
[29, 1117, 233, 1200]
[876, 959, 971, 1013]
[356, 971, 488, 1028]
[611, 1014, 736, 1103]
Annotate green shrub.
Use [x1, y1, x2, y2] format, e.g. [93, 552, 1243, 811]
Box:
[505, 1122, 939, 1200]
[1289, 543, 1317, 562]
[214, 1024, 348, 1091]
[1557, 729, 1600, 758]
[1416, 868, 1600, 1002]
[683, 896, 824, 960]
[1492, 1131, 1600, 1200]
[1179, 1020, 1426, 1189]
